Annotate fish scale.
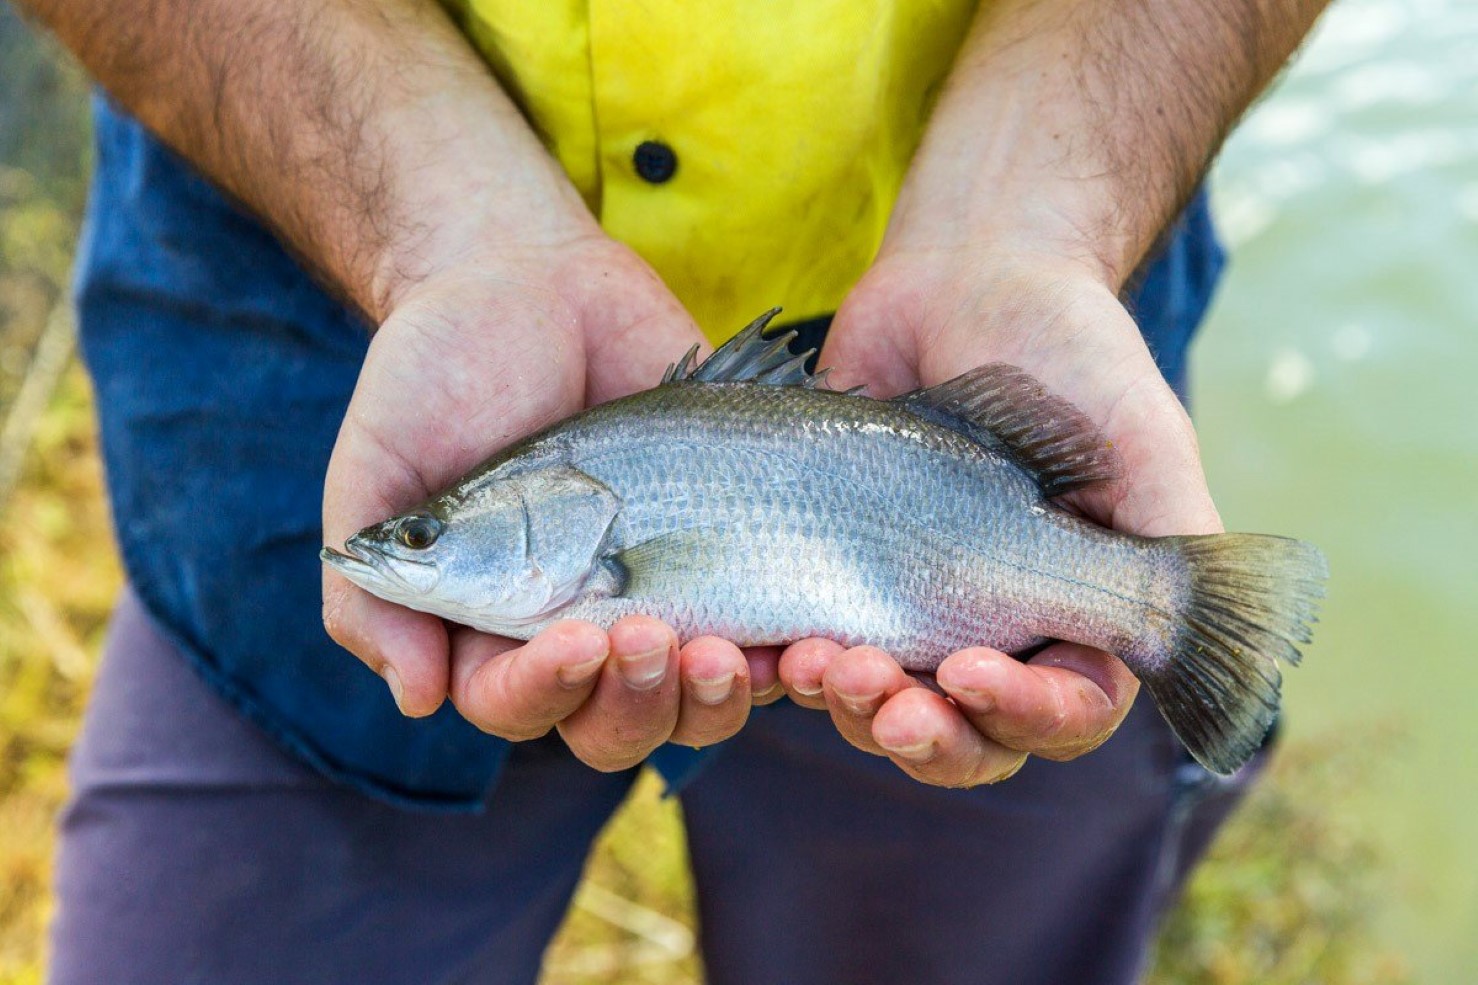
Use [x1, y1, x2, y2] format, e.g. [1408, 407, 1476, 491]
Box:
[325, 312, 1326, 774]
[494, 381, 1170, 666]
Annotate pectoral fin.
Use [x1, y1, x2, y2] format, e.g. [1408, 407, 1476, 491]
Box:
[610, 529, 724, 597]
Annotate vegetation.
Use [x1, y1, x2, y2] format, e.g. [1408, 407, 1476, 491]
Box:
[1147, 735, 1411, 985]
[0, 11, 1410, 984]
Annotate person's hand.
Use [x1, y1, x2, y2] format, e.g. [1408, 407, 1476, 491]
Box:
[776, 247, 1224, 787]
[322, 236, 777, 769]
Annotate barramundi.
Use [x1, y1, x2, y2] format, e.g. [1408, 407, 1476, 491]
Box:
[324, 310, 1327, 774]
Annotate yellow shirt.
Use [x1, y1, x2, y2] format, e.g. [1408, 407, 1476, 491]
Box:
[448, 1, 979, 343]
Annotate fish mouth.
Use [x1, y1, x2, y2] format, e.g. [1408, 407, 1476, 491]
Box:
[320, 540, 385, 583]
[320, 538, 430, 594]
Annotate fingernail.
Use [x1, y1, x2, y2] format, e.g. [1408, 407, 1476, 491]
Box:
[835, 689, 882, 716]
[952, 686, 996, 714]
[618, 646, 669, 690]
[752, 681, 784, 703]
[557, 654, 606, 689]
[791, 679, 823, 697]
[879, 738, 936, 763]
[689, 672, 735, 706]
[381, 665, 405, 714]
[943, 658, 1002, 711]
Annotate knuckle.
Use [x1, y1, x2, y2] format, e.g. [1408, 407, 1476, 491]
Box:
[481, 691, 569, 743]
[448, 669, 518, 737]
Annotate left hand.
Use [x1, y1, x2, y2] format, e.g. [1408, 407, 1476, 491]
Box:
[776, 246, 1224, 788]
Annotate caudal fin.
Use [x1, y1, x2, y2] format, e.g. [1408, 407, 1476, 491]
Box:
[1144, 534, 1328, 775]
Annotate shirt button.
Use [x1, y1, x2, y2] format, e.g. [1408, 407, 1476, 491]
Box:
[633, 140, 678, 184]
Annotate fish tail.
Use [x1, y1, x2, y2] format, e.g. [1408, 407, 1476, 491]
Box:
[1141, 534, 1328, 776]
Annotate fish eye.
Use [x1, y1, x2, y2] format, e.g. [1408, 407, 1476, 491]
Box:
[397, 515, 442, 551]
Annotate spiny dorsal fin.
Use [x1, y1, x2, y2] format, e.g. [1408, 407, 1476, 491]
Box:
[894, 364, 1121, 498]
[662, 307, 843, 389]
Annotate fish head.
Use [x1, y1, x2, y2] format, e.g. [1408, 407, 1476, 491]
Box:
[322, 465, 621, 634]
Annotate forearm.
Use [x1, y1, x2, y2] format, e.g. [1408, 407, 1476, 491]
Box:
[889, 0, 1329, 288]
[18, 0, 594, 319]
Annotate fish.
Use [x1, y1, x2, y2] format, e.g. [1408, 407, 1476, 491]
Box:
[323, 309, 1327, 775]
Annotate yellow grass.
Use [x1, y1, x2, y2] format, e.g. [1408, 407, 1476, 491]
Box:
[0, 365, 116, 983]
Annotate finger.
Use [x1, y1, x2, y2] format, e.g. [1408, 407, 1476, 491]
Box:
[320, 297, 587, 720]
[778, 638, 847, 709]
[557, 616, 681, 772]
[820, 646, 916, 756]
[670, 637, 752, 748]
[935, 644, 1139, 760]
[322, 420, 454, 717]
[821, 279, 924, 396]
[322, 570, 449, 717]
[871, 687, 1029, 788]
[1068, 374, 1223, 538]
[447, 620, 608, 741]
[928, 302, 1221, 538]
[746, 646, 786, 705]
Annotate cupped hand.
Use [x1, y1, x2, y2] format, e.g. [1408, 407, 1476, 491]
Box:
[778, 248, 1224, 787]
[322, 236, 771, 769]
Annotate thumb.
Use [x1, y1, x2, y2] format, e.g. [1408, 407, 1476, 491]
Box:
[575, 259, 711, 405]
[1067, 374, 1224, 538]
[815, 281, 926, 397]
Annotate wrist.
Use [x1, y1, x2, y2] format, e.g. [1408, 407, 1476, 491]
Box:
[880, 144, 1143, 295]
[353, 92, 602, 324]
[362, 182, 600, 326]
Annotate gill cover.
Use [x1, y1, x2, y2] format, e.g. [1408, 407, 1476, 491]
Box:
[455, 465, 623, 626]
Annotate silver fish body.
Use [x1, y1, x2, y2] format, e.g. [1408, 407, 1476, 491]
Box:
[495, 381, 1180, 670]
[325, 311, 1326, 774]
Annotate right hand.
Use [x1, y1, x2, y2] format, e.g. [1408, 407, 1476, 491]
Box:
[322, 236, 775, 770]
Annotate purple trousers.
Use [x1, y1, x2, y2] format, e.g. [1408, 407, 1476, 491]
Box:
[49, 591, 1257, 984]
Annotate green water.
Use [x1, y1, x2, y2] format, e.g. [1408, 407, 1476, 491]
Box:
[1198, 1, 1478, 977]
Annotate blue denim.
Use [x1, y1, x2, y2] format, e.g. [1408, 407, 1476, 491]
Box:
[75, 97, 1224, 811]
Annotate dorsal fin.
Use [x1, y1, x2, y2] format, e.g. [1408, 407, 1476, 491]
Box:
[894, 364, 1121, 498]
[662, 308, 842, 389]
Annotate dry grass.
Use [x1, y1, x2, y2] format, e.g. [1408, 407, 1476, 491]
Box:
[0, 364, 117, 984]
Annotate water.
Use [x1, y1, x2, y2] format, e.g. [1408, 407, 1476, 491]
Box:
[1198, 0, 1478, 976]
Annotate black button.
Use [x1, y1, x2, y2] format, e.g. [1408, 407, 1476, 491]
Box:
[633, 140, 678, 184]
